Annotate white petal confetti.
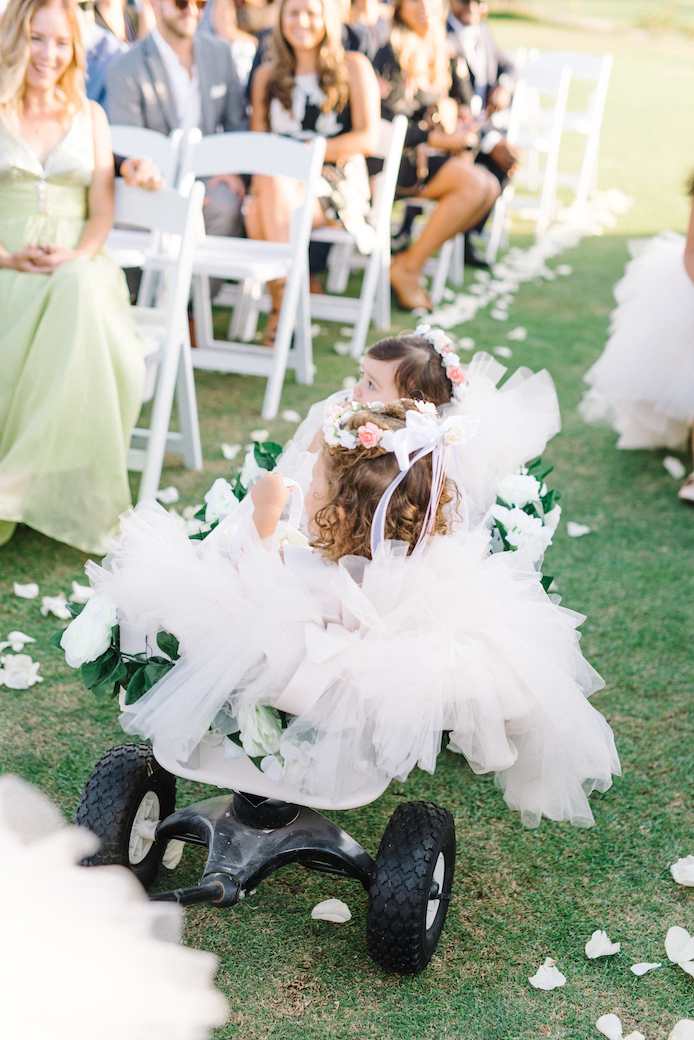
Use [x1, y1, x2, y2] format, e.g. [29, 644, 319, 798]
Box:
[342, 376, 357, 390]
[162, 840, 186, 870]
[311, 899, 351, 923]
[664, 456, 687, 480]
[40, 594, 71, 621]
[670, 1021, 694, 1040]
[221, 443, 242, 461]
[6, 632, 36, 652]
[670, 856, 694, 886]
[507, 326, 528, 341]
[493, 346, 513, 358]
[555, 264, 573, 276]
[250, 430, 269, 443]
[339, 326, 353, 336]
[490, 308, 509, 320]
[680, 961, 694, 978]
[156, 486, 179, 505]
[666, 926, 694, 964]
[280, 409, 302, 424]
[528, 957, 566, 990]
[310, 324, 322, 336]
[333, 341, 351, 356]
[457, 336, 475, 350]
[68, 582, 94, 605]
[0, 653, 43, 689]
[596, 1015, 623, 1040]
[567, 522, 591, 537]
[630, 962, 662, 976]
[13, 582, 39, 599]
[585, 930, 621, 958]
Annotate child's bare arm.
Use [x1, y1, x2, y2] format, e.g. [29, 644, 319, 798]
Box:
[251, 472, 292, 541]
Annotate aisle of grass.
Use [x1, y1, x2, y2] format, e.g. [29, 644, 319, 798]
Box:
[3, 14, 694, 1040]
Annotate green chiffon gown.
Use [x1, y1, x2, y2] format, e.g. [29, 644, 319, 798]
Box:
[0, 106, 145, 554]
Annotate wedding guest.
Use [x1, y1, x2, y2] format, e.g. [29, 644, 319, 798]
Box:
[347, 0, 391, 62]
[198, 0, 258, 87]
[0, 0, 145, 552]
[247, 0, 380, 343]
[106, 0, 248, 238]
[77, 0, 128, 104]
[238, 0, 278, 36]
[373, 0, 499, 311]
[95, 0, 155, 42]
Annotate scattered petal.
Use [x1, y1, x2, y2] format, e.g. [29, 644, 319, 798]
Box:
[411, 307, 430, 318]
[156, 486, 179, 505]
[490, 308, 509, 320]
[13, 582, 39, 599]
[555, 264, 573, 275]
[586, 930, 621, 958]
[528, 957, 566, 990]
[666, 926, 694, 964]
[671, 856, 694, 886]
[221, 443, 242, 461]
[280, 409, 302, 424]
[333, 341, 351, 356]
[310, 324, 322, 336]
[342, 376, 357, 390]
[250, 430, 269, 443]
[680, 961, 694, 978]
[162, 840, 185, 870]
[68, 582, 94, 605]
[6, 632, 36, 652]
[597, 1015, 623, 1040]
[630, 962, 662, 975]
[493, 346, 513, 358]
[670, 1021, 694, 1040]
[507, 326, 528, 341]
[40, 594, 71, 621]
[0, 653, 42, 688]
[339, 326, 353, 336]
[311, 899, 351, 924]
[457, 336, 475, 350]
[664, 456, 687, 480]
[567, 521, 591, 537]
[625, 1033, 646, 1040]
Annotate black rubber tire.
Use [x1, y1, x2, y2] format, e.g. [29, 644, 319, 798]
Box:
[366, 800, 455, 974]
[74, 743, 176, 890]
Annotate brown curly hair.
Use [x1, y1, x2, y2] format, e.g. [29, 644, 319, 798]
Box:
[265, 0, 350, 115]
[311, 401, 457, 562]
[366, 332, 455, 408]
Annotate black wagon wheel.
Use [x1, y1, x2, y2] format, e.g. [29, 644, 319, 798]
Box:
[366, 800, 455, 974]
[74, 743, 176, 890]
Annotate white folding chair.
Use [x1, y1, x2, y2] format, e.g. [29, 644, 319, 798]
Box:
[115, 180, 205, 502]
[488, 58, 572, 242]
[178, 131, 327, 420]
[307, 115, 407, 358]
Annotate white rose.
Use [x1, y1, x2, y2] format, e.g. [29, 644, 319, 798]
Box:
[497, 473, 542, 508]
[544, 504, 562, 531]
[60, 594, 117, 669]
[238, 450, 265, 490]
[204, 478, 237, 523]
[237, 704, 283, 758]
[491, 504, 553, 558]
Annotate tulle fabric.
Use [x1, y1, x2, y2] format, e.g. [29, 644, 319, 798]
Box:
[579, 233, 694, 449]
[89, 501, 619, 828]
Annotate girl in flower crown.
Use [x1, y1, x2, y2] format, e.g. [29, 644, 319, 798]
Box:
[278, 325, 560, 528]
[73, 400, 619, 828]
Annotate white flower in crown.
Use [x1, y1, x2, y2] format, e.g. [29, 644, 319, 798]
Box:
[415, 324, 453, 355]
[414, 324, 467, 399]
[440, 416, 469, 447]
[414, 400, 438, 416]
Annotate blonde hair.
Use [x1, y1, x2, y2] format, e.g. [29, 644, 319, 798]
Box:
[266, 0, 350, 114]
[0, 0, 85, 129]
[391, 0, 450, 99]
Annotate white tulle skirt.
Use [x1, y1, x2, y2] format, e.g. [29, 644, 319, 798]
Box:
[87, 501, 619, 828]
[579, 233, 694, 449]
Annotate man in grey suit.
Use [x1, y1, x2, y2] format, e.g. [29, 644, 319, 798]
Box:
[106, 0, 248, 237]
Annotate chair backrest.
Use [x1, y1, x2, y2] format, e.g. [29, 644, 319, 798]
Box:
[109, 126, 183, 187]
[179, 129, 324, 182]
[370, 115, 408, 236]
[524, 50, 610, 84]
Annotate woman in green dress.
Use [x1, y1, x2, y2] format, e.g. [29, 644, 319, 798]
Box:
[0, 0, 145, 554]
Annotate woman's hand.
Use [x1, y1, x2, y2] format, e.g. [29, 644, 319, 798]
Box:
[0, 244, 81, 272]
[120, 156, 163, 191]
[251, 471, 292, 540]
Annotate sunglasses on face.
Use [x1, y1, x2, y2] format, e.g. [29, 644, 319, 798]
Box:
[171, 0, 207, 9]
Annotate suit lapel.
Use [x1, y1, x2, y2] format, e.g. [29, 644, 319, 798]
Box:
[194, 35, 212, 136]
[143, 35, 179, 133]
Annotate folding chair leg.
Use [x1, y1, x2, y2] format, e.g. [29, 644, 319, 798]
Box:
[430, 239, 454, 305]
[261, 268, 304, 420]
[350, 246, 382, 359]
[138, 329, 184, 502]
[192, 275, 214, 352]
[241, 280, 263, 342]
[175, 338, 203, 471]
[374, 242, 391, 331]
[293, 271, 314, 386]
[326, 242, 355, 294]
[451, 234, 465, 287]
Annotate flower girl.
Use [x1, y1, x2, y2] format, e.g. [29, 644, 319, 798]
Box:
[65, 401, 619, 829]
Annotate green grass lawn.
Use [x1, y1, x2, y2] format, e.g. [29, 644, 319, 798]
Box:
[3, 14, 694, 1040]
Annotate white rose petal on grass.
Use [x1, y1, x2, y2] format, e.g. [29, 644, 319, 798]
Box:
[311, 323, 322, 336]
[311, 899, 351, 924]
[664, 456, 687, 480]
[555, 264, 573, 276]
[221, 442, 242, 461]
[630, 962, 662, 975]
[0, 653, 43, 689]
[457, 336, 475, 350]
[666, 926, 694, 964]
[529, 957, 566, 990]
[670, 1021, 694, 1040]
[567, 521, 591, 538]
[491, 308, 509, 321]
[40, 594, 72, 621]
[507, 326, 528, 341]
[671, 856, 694, 886]
[493, 346, 513, 358]
[585, 930, 621, 958]
[5, 632, 36, 652]
[156, 486, 179, 505]
[60, 594, 118, 669]
[13, 582, 39, 599]
[250, 429, 269, 443]
[280, 409, 302, 424]
[333, 341, 351, 356]
[342, 376, 357, 390]
[596, 1017, 645, 1040]
[68, 581, 95, 604]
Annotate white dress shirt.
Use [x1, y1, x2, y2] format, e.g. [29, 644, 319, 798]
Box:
[151, 28, 202, 135]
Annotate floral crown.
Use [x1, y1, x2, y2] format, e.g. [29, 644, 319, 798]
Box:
[413, 324, 467, 403]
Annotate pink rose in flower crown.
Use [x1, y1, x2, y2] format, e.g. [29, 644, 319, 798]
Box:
[439, 344, 451, 356]
[357, 422, 384, 448]
[446, 365, 466, 386]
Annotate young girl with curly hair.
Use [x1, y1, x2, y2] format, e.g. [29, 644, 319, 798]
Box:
[79, 399, 619, 828]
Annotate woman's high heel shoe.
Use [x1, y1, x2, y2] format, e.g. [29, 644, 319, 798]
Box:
[389, 255, 432, 313]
